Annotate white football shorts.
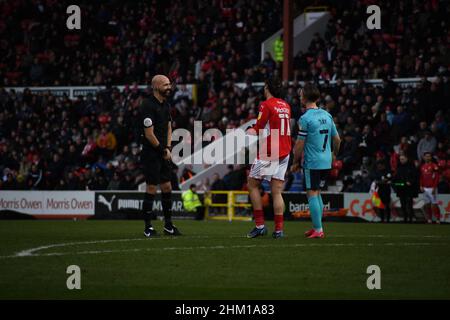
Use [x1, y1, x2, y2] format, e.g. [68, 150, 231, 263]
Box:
[249, 155, 289, 182]
[423, 187, 438, 204]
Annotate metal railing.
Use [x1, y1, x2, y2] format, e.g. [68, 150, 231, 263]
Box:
[205, 191, 252, 222]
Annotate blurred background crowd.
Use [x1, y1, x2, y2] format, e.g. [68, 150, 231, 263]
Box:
[1, 0, 449, 85]
[0, 0, 449, 193]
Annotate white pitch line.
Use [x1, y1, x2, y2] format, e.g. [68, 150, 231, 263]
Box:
[11, 235, 226, 258]
[15, 238, 146, 257]
[1, 234, 449, 260]
[0, 242, 448, 260]
[330, 234, 450, 239]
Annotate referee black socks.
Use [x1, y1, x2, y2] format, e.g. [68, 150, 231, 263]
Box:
[143, 193, 155, 228]
[143, 192, 172, 228]
[161, 192, 172, 225]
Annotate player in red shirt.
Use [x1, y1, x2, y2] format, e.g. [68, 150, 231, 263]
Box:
[420, 152, 441, 223]
[246, 78, 292, 239]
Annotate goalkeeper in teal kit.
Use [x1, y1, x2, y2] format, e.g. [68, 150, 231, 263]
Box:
[292, 83, 341, 238]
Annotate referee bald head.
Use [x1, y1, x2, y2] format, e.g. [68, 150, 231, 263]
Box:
[152, 75, 172, 102]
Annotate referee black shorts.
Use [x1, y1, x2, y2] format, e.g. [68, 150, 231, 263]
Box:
[303, 168, 330, 191]
[141, 152, 172, 185]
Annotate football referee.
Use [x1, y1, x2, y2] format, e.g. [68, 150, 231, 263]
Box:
[140, 75, 181, 237]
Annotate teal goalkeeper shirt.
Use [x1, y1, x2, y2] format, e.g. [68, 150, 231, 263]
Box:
[297, 108, 338, 170]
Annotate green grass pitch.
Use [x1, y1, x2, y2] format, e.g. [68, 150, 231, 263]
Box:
[0, 220, 449, 299]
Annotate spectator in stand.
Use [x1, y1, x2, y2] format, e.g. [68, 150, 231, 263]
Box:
[394, 154, 419, 223]
[112, 116, 129, 152]
[433, 111, 448, 137]
[391, 106, 412, 142]
[180, 166, 195, 184]
[181, 184, 204, 220]
[120, 174, 136, 190]
[65, 172, 79, 190]
[358, 124, 376, 158]
[360, 156, 374, 175]
[54, 178, 68, 190]
[2, 171, 18, 190]
[342, 176, 354, 193]
[337, 132, 358, 172]
[46, 153, 65, 187]
[349, 171, 371, 193]
[107, 171, 122, 190]
[210, 173, 226, 191]
[435, 141, 448, 160]
[223, 165, 247, 190]
[208, 172, 227, 204]
[373, 173, 393, 223]
[221, 165, 234, 188]
[262, 52, 276, 75]
[273, 34, 284, 63]
[96, 127, 117, 158]
[373, 112, 391, 152]
[417, 121, 429, 140]
[420, 152, 441, 224]
[26, 164, 43, 190]
[417, 131, 437, 161]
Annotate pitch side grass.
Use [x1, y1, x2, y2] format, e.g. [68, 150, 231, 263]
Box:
[0, 220, 449, 299]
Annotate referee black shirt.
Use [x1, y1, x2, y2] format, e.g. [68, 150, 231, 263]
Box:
[140, 94, 172, 155]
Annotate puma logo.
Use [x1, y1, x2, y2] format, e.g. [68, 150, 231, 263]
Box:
[98, 195, 116, 212]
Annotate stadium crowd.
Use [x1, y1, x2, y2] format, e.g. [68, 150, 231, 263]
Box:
[0, 0, 282, 86]
[0, 0, 449, 193]
[291, 0, 450, 82]
[1, 0, 449, 86]
[1, 75, 449, 192]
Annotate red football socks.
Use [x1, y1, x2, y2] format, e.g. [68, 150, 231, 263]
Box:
[433, 206, 441, 220]
[274, 214, 283, 232]
[254, 209, 265, 227]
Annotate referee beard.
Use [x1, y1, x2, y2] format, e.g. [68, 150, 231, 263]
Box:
[140, 75, 181, 237]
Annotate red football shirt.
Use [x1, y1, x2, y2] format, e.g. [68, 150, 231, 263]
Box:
[252, 97, 292, 160]
[420, 162, 440, 188]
